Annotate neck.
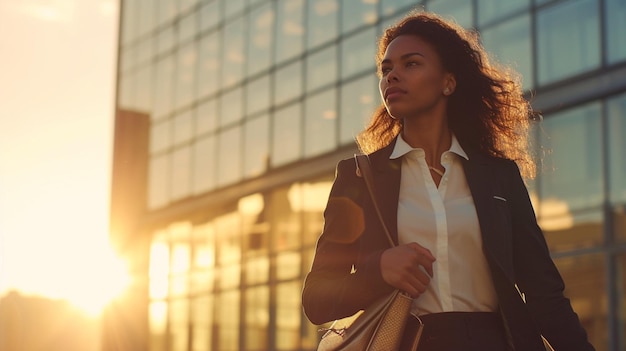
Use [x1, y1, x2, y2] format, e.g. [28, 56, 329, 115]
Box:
[401, 114, 451, 167]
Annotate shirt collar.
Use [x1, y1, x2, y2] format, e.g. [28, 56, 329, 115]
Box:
[389, 133, 469, 160]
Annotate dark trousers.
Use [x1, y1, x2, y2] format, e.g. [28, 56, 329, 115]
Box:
[399, 312, 512, 351]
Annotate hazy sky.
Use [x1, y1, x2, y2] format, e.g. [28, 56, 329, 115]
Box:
[0, 0, 123, 313]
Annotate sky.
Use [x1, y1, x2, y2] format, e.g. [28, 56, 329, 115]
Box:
[0, 0, 126, 315]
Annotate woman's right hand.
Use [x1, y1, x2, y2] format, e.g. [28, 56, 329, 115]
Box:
[380, 242, 436, 298]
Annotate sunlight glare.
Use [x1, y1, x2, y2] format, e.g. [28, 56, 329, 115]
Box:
[66, 242, 132, 317]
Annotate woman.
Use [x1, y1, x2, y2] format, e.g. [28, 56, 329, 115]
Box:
[302, 11, 595, 351]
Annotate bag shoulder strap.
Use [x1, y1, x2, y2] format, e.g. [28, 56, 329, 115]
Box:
[354, 154, 396, 248]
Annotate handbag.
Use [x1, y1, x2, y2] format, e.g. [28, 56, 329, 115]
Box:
[316, 155, 423, 351]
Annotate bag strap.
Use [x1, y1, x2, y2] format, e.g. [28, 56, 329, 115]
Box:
[354, 154, 396, 248]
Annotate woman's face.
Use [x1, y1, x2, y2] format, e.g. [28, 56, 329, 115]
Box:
[378, 35, 455, 120]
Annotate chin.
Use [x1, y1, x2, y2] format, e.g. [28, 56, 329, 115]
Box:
[385, 108, 409, 120]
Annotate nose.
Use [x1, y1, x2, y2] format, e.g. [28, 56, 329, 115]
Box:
[385, 68, 399, 83]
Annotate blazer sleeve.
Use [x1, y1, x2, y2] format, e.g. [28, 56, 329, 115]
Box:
[505, 160, 595, 350]
[302, 158, 394, 325]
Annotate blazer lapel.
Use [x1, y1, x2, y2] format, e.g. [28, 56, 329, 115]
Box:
[462, 154, 514, 282]
[367, 140, 402, 245]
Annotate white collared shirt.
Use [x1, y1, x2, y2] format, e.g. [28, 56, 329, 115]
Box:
[390, 134, 498, 315]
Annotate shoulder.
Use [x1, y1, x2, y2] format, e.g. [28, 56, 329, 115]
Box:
[332, 158, 360, 187]
[468, 150, 519, 171]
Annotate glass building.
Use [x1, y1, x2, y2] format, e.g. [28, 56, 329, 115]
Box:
[108, 0, 626, 350]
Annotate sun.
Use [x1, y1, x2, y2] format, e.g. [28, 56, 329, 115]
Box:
[0, 228, 132, 318]
[63, 244, 132, 317]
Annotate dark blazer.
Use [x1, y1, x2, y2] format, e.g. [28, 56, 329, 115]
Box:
[302, 138, 594, 351]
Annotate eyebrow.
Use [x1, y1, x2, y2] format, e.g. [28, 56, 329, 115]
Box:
[381, 52, 425, 65]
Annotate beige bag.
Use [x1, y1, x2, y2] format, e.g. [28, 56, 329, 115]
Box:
[316, 155, 422, 351]
[317, 290, 419, 351]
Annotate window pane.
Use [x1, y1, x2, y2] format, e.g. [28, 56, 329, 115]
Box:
[271, 103, 302, 167]
[154, 56, 174, 119]
[118, 72, 134, 110]
[241, 193, 269, 256]
[340, 27, 376, 79]
[244, 286, 269, 351]
[191, 224, 216, 294]
[219, 87, 244, 127]
[307, 0, 339, 48]
[381, 0, 418, 17]
[539, 103, 603, 211]
[340, 0, 377, 33]
[555, 253, 607, 350]
[149, 301, 168, 351]
[197, 31, 221, 99]
[179, 0, 197, 15]
[170, 240, 191, 296]
[173, 110, 193, 145]
[171, 146, 192, 200]
[149, 154, 170, 209]
[149, 234, 170, 299]
[200, 1, 220, 33]
[137, 37, 153, 66]
[175, 42, 197, 110]
[225, 0, 245, 19]
[246, 75, 271, 116]
[615, 206, 626, 245]
[275, 0, 305, 63]
[480, 14, 533, 90]
[537, 0, 600, 85]
[191, 296, 214, 351]
[248, 3, 274, 76]
[271, 184, 303, 251]
[245, 256, 269, 285]
[178, 11, 198, 44]
[427, 0, 473, 28]
[156, 27, 175, 56]
[276, 251, 301, 280]
[119, 45, 136, 74]
[541, 209, 603, 253]
[217, 126, 242, 186]
[304, 89, 337, 157]
[196, 98, 217, 136]
[218, 264, 241, 290]
[136, 64, 154, 114]
[156, 0, 177, 26]
[121, 1, 138, 44]
[275, 281, 302, 350]
[306, 45, 338, 92]
[150, 119, 172, 154]
[215, 213, 241, 265]
[608, 93, 626, 204]
[222, 18, 245, 88]
[193, 135, 216, 194]
[244, 114, 270, 178]
[477, 0, 529, 25]
[606, 0, 626, 64]
[340, 75, 377, 144]
[274, 61, 303, 105]
[137, 0, 155, 37]
[216, 290, 240, 351]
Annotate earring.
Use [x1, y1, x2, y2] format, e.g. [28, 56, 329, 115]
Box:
[443, 88, 450, 95]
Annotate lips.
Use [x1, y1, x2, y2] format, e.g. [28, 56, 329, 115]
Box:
[384, 87, 406, 100]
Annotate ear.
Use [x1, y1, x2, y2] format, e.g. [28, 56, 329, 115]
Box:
[443, 73, 456, 96]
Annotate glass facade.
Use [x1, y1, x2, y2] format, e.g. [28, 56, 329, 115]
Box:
[114, 0, 626, 350]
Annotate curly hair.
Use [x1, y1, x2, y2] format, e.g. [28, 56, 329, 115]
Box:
[356, 11, 536, 179]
